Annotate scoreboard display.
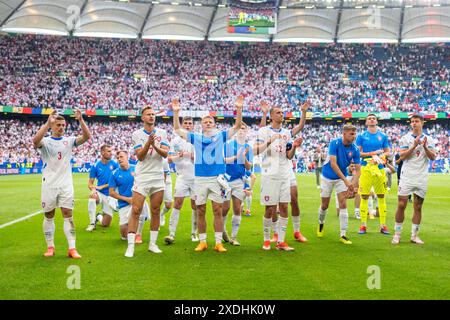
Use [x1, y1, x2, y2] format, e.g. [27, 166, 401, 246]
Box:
[227, 0, 277, 35]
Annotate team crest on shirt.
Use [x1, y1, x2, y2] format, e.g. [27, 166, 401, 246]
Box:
[378, 136, 382, 141]
[41, 202, 46, 208]
[348, 152, 353, 157]
[264, 196, 270, 202]
[131, 172, 135, 177]
[63, 141, 68, 146]
[110, 165, 114, 170]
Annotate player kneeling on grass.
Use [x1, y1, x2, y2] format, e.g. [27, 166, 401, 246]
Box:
[172, 96, 243, 253]
[33, 110, 91, 259]
[392, 114, 436, 245]
[317, 124, 361, 245]
[109, 150, 150, 242]
[86, 145, 118, 231]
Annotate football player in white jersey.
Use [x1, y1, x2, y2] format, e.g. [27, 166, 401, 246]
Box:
[125, 106, 169, 257]
[254, 106, 304, 251]
[164, 116, 198, 244]
[33, 110, 91, 259]
[259, 100, 309, 244]
[392, 114, 436, 245]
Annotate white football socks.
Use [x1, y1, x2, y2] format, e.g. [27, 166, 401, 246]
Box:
[88, 198, 97, 224]
[43, 217, 55, 248]
[63, 217, 76, 249]
[231, 215, 242, 239]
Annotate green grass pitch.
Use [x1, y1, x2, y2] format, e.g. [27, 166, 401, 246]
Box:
[0, 173, 449, 300]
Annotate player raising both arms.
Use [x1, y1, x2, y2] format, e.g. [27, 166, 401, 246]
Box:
[356, 114, 390, 235]
[109, 150, 150, 241]
[86, 145, 118, 231]
[124, 106, 169, 257]
[254, 106, 304, 251]
[317, 124, 361, 244]
[172, 96, 243, 253]
[392, 114, 436, 245]
[33, 109, 91, 258]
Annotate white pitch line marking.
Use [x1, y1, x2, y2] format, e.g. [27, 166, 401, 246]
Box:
[0, 210, 42, 229]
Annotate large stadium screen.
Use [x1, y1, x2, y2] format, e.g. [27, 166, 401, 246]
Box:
[227, 0, 277, 35]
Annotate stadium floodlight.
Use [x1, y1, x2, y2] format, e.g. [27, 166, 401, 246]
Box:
[142, 34, 205, 40]
[279, 5, 287, 8]
[433, 4, 441, 7]
[73, 31, 138, 39]
[171, 2, 179, 5]
[1, 27, 68, 36]
[218, 4, 226, 7]
[194, 2, 202, 6]
[326, 6, 334, 9]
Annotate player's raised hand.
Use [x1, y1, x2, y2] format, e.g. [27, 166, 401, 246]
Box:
[235, 95, 244, 110]
[260, 101, 269, 114]
[74, 109, 83, 121]
[300, 100, 310, 112]
[47, 110, 57, 126]
[172, 98, 181, 113]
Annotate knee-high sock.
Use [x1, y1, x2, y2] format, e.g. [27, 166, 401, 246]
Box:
[43, 217, 55, 248]
[222, 213, 228, 234]
[272, 219, 279, 235]
[231, 215, 242, 239]
[360, 197, 368, 225]
[278, 217, 289, 243]
[263, 217, 272, 242]
[318, 206, 327, 224]
[191, 209, 198, 234]
[378, 197, 387, 226]
[149, 230, 158, 245]
[137, 212, 147, 236]
[246, 196, 252, 210]
[292, 215, 300, 233]
[160, 206, 170, 217]
[63, 217, 76, 249]
[169, 208, 180, 237]
[339, 208, 349, 237]
[88, 198, 97, 224]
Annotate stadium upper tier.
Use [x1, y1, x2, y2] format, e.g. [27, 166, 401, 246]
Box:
[0, 35, 449, 113]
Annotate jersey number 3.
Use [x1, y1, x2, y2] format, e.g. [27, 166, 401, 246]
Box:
[57, 152, 62, 160]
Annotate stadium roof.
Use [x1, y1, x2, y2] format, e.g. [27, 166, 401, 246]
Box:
[0, 0, 449, 43]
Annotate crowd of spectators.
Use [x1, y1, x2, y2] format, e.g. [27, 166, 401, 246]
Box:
[0, 35, 448, 113]
[1, 118, 448, 172]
